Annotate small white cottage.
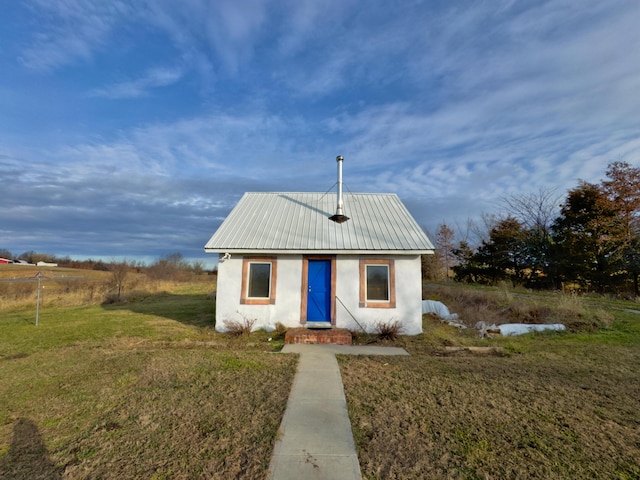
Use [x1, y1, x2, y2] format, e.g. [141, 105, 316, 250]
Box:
[204, 158, 434, 335]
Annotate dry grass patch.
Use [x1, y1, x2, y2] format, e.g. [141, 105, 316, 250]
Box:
[1, 346, 296, 479]
[340, 346, 640, 479]
[0, 264, 216, 310]
[339, 300, 640, 480]
[424, 284, 614, 332]
[0, 285, 296, 479]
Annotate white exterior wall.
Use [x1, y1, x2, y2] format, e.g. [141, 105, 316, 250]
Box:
[215, 255, 303, 332]
[215, 253, 423, 335]
[334, 255, 423, 335]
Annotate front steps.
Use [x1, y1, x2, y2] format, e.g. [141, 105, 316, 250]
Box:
[284, 327, 353, 345]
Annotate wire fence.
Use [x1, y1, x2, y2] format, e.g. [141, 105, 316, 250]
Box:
[0, 272, 85, 325]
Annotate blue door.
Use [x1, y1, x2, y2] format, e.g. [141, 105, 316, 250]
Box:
[307, 260, 332, 322]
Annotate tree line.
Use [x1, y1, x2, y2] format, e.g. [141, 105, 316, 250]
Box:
[0, 250, 213, 278]
[424, 161, 640, 296]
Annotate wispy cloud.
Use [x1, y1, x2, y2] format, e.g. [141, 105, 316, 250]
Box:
[90, 66, 184, 99]
[18, 0, 131, 71]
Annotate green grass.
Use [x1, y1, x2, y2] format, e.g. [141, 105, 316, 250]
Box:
[0, 284, 297, 479]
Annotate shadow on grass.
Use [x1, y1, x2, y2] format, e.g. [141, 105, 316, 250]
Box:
[0, 418, 62, 480]
[101, 292, 216, 328]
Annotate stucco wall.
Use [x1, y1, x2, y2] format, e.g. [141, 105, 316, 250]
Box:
[215, 255, 303, 331]
[334, 255, 423, 335]
[214, 254, 423, 335]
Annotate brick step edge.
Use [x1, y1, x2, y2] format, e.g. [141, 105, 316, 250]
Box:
[284, 328, 353, 345]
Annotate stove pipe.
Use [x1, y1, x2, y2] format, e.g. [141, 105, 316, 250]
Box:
[329, 155, 350, 224]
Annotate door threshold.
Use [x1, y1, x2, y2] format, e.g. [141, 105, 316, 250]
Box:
[305, 322, 333, 330]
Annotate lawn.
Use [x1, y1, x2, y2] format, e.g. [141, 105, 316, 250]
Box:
[2, 275, 640, 479]
[339, 287, 640, 480]
[0, 282, 297, 479]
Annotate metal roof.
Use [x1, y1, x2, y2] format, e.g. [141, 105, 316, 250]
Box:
[204, 192, 434, 254]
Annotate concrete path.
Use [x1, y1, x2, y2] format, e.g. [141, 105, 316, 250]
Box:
[268, 345, 409, 480]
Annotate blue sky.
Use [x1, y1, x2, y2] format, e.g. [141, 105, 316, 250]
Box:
[1, 0, 640, 268]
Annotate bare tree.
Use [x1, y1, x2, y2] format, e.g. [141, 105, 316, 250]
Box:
[435, 223, 456, 281]
[110, 260, 131, 302]
[469, 212, 502, 246]
[453, 218, 476, 246]
[501, 187, 560, 235]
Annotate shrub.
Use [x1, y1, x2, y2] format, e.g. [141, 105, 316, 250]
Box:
[223, 317, 256, 337]
[375, 320, 403, 341]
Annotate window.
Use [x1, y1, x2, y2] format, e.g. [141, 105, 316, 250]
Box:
[241, 256, 277, 305]
[367, 265, 389, 301]
[248, 263, 271, 298]
[359, 258, 396, 308]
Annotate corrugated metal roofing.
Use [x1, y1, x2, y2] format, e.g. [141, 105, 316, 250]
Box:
[204, 192, 435, 254]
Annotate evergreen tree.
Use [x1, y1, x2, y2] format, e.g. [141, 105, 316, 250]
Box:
[552, 182, 624, 291]
[474, 217, 528, 286]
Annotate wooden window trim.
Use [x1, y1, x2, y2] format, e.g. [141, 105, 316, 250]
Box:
[241, 256, 277, 305]
[359, 258, 396, 308]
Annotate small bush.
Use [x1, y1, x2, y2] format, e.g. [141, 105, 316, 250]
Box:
[271, 322, 288, 340]
[375, 320, 403, 341]
[223, 317, 256, 337]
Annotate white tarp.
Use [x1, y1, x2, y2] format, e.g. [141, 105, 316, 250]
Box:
[421, 300, 458, 320]
[476, 321, 566, 337]
[497, 323, 566, 336]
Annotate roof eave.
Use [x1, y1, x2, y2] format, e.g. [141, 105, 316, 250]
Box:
[204, 248, 435, 255]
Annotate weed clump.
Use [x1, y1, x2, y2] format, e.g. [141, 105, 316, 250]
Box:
[375, 320, 403, 341]
[223, 317, 256, 336]
[271, 322, 288, 340]
[555, 295, 614, 332]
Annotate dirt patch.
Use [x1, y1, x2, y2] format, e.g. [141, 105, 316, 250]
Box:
[1, 353, 29, 361]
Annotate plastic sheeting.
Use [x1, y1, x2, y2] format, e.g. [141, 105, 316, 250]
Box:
[476, 321, 566, 337]
[421, 300, 458, 320]
[497, 323, 566, 336]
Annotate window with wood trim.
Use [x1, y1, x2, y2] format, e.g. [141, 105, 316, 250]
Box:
[359, 258, 396, 308]
[241, 256, 277, 305]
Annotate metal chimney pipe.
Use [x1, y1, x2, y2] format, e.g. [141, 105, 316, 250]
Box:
[336, 155, 344, 216]
[329, 155, 350, 223]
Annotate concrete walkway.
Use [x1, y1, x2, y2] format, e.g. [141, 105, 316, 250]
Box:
[268, 345, 409, 480]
